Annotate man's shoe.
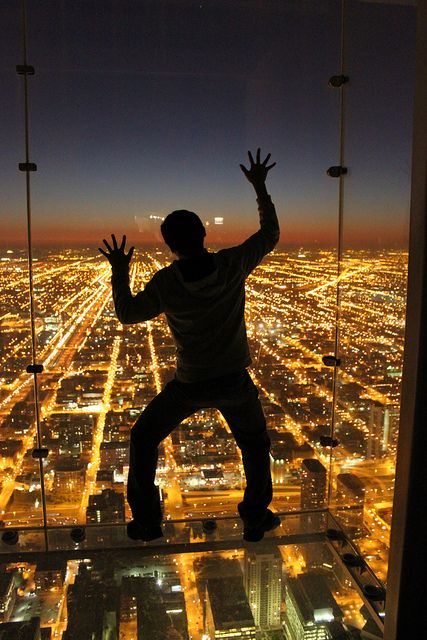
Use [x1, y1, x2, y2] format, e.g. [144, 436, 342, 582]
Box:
[243, 509, 281, 542]
[127, 520, 163, 542]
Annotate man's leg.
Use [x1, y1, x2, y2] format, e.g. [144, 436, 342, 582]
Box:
[127, 380, 195, 526]
[219, 383, 273, 529]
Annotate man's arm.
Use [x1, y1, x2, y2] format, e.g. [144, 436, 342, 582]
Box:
[233, 149, 280, 276]
[99, 234, 163, 324]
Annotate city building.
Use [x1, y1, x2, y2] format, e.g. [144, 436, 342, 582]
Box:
[62, 563, 118, 640]
[138, 577, 188, 640]
[334, 474, 365, 539]
[243, 550, 282, 629]
[99, 441, 129, 468]
[283, 573, 346, 640]
[368, 402, 400, 459]
[0, 617, 41, 640]
[51, 458, 86, 503]
[86, 488, 125, 524]
[300, 459, 327, 510]
[44, 413, 94, 456]
[205, 577, 257, 639]
[0, 570, 16, 624]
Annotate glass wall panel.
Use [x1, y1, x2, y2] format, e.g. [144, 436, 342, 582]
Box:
[4, 0, 345, 531]
[0, 1, 45, 530]
[330, 0, 416, 583]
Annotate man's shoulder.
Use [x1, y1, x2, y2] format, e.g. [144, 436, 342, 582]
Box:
[216, 237, 263, 261]
[153, 263, 175, 281]
[215, 246, 241, 261]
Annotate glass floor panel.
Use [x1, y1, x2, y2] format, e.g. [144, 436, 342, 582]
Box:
[0, 512, 383, 639]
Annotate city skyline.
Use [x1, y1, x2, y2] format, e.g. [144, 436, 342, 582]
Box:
[0, 246, 406, 580]
[0, 242, 402, 636]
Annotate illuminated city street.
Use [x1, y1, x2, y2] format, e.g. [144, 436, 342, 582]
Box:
[1, 248, 405, 584]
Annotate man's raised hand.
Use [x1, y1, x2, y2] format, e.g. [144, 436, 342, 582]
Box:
[240, 148, 276, 188]
[99, 234, 134, 269]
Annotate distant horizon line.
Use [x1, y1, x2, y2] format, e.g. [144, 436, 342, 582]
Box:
[0, 241, 409, 252]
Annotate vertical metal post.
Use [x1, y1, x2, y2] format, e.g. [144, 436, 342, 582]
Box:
[19, 0, 49, 551]
[327, 0, 348, 506]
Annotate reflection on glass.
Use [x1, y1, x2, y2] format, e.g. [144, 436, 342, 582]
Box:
[0, 0, 45, 529]
[2, 248, 342, 527]
[330, 0, 416, 583]
[0, 0, 416, 604]
[0, 256, 44, 529]
[1, 0, 343, 529]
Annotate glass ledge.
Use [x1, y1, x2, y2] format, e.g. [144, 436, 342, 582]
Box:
[325, 513, 386, 634]
[0, 510, 383, 640]
[0, 510, 328, 556]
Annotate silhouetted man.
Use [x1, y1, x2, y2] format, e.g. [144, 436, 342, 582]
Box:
[99, 149, 280, 542]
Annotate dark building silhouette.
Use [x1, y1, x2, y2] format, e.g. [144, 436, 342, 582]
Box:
[335, 473, 365, 538]
[86, 488, 125, 524]
[205, 576, 256, 639]
[300, 458, 327, 510]
[0, 569, 16, 624]
[121, 575, 188, 640]
[0, 617, 41, 640]
[51, 458, 86, 503]
[283, 572, 349, 640]
[63, 563, 118, 640]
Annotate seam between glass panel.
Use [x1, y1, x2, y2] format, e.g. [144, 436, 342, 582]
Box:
[328, 0, 347, 508]
[20, 0, 49, 551]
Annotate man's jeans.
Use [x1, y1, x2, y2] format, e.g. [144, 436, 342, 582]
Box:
[127, 369, 273, 528]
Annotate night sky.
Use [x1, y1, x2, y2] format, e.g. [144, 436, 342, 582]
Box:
[0, 0, 417, 248]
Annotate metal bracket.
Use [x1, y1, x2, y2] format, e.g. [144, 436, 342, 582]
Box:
[19, 162, 37, 172]
[342, 553, 366, 570]
[322, 355, 341, 367]
[363, 584, 386, 603]
[327, 166, 347, 178]
[70, 527, 86, 543]
[320, 435, 340, 448]
[16, 64, 35, 75]
[328, 74, 349, 88]
[326, 528, 347, 543]
[1, 529, 19, 545]
[202, 519, 217, 534]
[327, 538, 385, 630]
[26, 363, 44, 374]
[32, 448, 49, 460]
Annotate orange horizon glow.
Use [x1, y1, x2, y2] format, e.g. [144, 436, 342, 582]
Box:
[1, 221, 408, 249]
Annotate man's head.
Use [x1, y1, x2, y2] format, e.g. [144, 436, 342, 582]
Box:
[160, 209, 206, 257]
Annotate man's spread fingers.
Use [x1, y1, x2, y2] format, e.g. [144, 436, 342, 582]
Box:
[103, 239, 112, 251]
[120, 235, 126, 251]
[263, 153, 271, 166]
[111, 234, 118, 249]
